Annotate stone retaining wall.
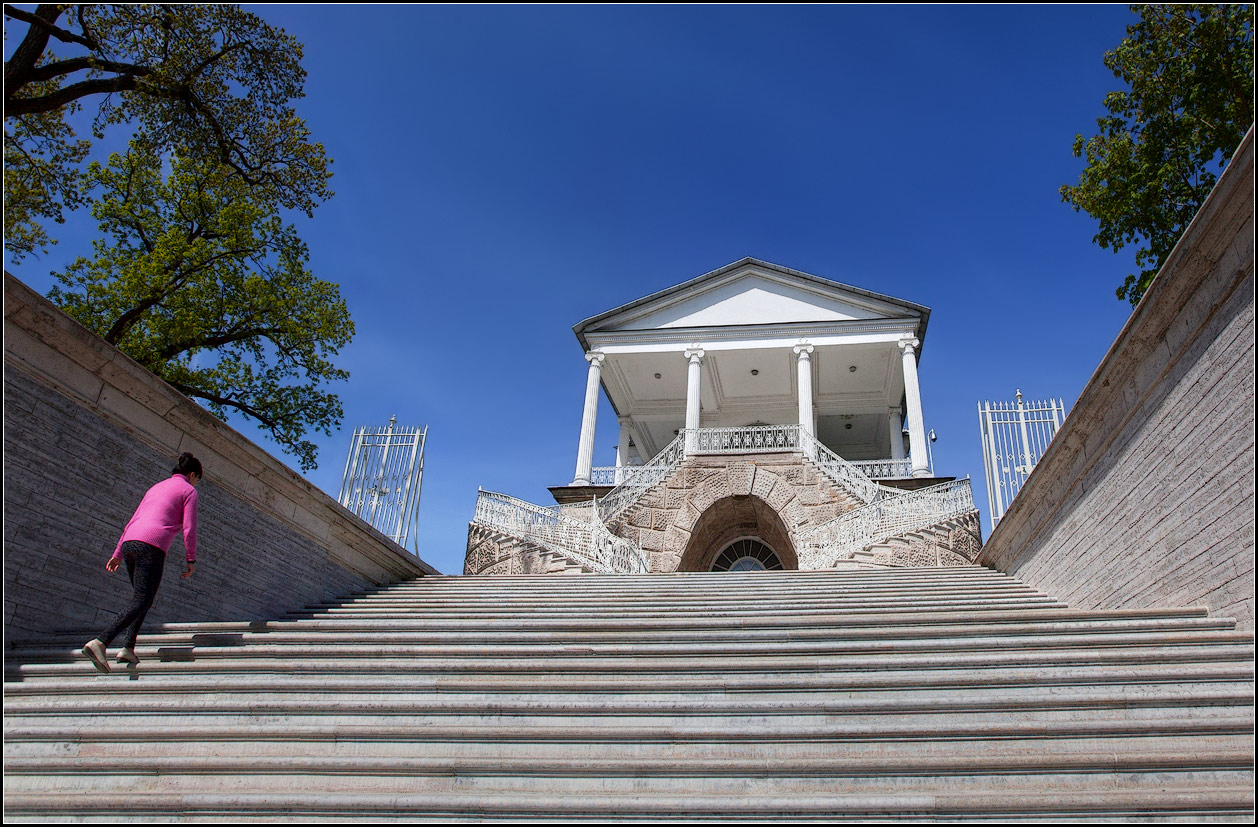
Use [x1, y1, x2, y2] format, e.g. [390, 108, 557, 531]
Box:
[978, 129, 1255, 630]
[4, 273, 435, 647]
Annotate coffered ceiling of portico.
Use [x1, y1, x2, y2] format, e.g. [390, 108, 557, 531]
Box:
[601, 342, 903, 420]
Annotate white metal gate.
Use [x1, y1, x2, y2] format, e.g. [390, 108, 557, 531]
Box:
[337, 416, 427, 553]
[977, 390, 1067, 530]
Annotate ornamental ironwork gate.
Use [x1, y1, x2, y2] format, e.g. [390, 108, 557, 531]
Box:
[977, 391, 1067, 530]
[337, 417, 427, 553]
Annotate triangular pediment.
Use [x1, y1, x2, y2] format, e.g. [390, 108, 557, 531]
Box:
[577, 259, 926, 337]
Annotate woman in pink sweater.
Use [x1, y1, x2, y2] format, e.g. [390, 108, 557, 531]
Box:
[82, 453, 203, 672]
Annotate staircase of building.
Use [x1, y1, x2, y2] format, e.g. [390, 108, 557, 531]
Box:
[4, 567, 1254, 821]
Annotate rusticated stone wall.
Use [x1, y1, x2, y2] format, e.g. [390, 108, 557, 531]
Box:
[608, 453, 863, 572]
[464, 523, 578, 575]
[4, 273, 436, 647]
[853, 511, 983, 568]
[978, 129, 1255, 630]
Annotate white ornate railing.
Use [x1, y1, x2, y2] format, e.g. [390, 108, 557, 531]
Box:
[473, 489, 649, 574]
[596, 433, 687, 524]
[797, 478, 976, 567]
[801, 432, 885, 505]
[689, 424, 802, 453]
[850, 458, 914, 479]
[589, 465, 647, 486]
[595, 425, 895, 523]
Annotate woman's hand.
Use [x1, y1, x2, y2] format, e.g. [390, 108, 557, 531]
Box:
[181, 561, 195, 579]
[105, 557, 120, 573]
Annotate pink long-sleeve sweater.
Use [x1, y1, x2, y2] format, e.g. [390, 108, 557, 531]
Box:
[111, 474, 198, 563]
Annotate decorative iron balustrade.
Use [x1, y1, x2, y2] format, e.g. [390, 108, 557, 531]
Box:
[595, 425, 889, 524]
[589, 465, 648, 486]
[800, 432, 886, 505]
[596, 433, 687, 524]
[689, 424, 802, 453]
[473, 489, 650, 574]
[797, 478, 976, 568]
[849, 458, 914, 479]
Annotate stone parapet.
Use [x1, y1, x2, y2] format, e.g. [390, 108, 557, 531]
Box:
[978, 129, 1255, 630]
[3, 273, 434, 647]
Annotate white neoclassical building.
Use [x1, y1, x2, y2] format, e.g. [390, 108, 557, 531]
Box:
[566, 257, 934, 488]
[468, 259, 980, 576]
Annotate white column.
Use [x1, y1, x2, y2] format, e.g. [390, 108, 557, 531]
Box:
[615, 415, 632, 484]
[888, 406, 906, 461]
[572, 351, 605, 485]
[683, 346, 704, 453]
[899, 337, 930, 477]
[794, 342, 815, 438]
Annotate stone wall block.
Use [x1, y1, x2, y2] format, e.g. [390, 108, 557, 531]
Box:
[727, 462, 754, 496]
[676, 499, 704, 533]
[663, 525, 691, 556]
[765, 479, 796, 511]
[638, 528, 664, 553]
[750, 467, 777, 500]
[665, 486, 691, 509]
[4, 328, 105, 406]
[656, 551, 681, 573]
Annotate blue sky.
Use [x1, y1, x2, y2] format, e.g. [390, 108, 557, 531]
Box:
[9, 5, 1153, 575]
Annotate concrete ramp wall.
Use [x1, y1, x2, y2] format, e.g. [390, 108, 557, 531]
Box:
[3, 273, 435, 647]
[978, 129, 1255, 629]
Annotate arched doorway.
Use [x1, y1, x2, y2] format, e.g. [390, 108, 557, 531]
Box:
[677, 495, 798, 571]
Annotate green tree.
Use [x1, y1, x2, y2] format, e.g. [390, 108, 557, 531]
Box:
[49, 145, 353, 471]
[4, 3, 331, 260]
[1061, 4, 1254, 305]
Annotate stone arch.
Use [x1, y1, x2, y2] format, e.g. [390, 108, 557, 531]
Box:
[677, 494, 798, 572]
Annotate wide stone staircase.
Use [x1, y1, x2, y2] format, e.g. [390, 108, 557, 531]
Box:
[4, 567, 1254, 821]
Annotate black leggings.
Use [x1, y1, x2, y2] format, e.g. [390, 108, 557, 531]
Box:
[99, 541, 166, 649]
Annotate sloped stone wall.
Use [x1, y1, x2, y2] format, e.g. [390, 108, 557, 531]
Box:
[978, 129, 1255, 630]
[3, 273, 435, 647]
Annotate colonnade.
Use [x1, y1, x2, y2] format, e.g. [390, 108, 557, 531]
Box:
[571, 337, 932, 485]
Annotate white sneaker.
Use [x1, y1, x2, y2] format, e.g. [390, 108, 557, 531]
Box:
[82, 639, 110, 673]
[116, 647, 140, 666]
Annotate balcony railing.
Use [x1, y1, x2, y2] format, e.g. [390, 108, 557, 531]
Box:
[849, 457, 914, 479]
[689, 424, 802, 453]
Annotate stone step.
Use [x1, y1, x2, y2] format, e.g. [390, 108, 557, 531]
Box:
[4, 567, 1251, 822]
[13, 628, 1251, 666]
[7, 708, 1251, 740]
[3, 768, 1253, 801]
[8, 642, 1253, 683]
[8, 660, 1251, 695]
[6, 680, 1250, 713]
[7, 745, 1252, 775]
[8, 733, 1251, 768]
[18, 614, 1243, 652]
[4, 787, 1254, 821]
[9, 711, 1249, 742]
[43, 606, 1225, 647]
[302, 594, 1068, 613]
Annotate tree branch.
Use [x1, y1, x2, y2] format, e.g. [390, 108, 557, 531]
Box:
[5, 75, 139, 116]
[167, 380, 278, 428]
